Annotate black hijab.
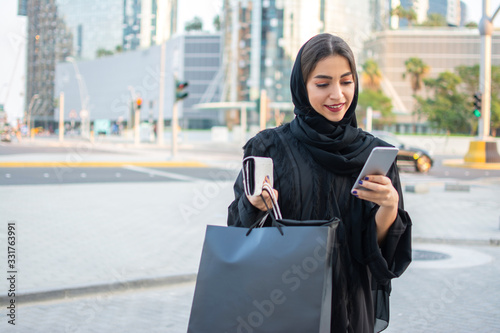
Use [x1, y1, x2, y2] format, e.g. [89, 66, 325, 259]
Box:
[289, 38, 389, 176]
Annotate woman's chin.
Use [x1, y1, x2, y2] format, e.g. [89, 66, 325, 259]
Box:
[320, 111, 345, 123]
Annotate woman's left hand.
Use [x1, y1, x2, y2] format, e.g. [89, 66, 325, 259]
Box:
[351, 175, 398, 209]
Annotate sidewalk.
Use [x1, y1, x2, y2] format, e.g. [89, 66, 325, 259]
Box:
[1, 135, 500, 332]
[400, 174, 500, 244]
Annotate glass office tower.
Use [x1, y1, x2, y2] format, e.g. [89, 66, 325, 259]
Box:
[21, 0, 177, 127]
[221, 0, 373, 114]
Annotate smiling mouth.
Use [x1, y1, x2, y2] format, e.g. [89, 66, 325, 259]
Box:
[324, 103, 344, 112]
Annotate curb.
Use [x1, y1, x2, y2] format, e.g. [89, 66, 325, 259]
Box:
[0, 273, 197, 306]
[0, 161, 207, 168]
[442, 159, 500, 170]
[413, 237, 500, 247]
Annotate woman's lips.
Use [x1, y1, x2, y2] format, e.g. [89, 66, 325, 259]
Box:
[324, 103, 344, 112]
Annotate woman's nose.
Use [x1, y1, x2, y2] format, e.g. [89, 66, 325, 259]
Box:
[328, 83, 342, 99]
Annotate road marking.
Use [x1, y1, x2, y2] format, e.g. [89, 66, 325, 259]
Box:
[0, 161, 207, 168]
[122, 165, 201, 182]
[81, 173, 87, 178]
[115, 173, 122, 178]
[5, 174, 11, 178]
[43, 173, 50, 178]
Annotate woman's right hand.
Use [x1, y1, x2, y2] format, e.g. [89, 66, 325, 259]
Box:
[246, 177, 279, 211]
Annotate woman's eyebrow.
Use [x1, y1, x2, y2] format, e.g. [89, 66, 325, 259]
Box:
[313, 72, 353, 79]
[313, 74, 332, 79]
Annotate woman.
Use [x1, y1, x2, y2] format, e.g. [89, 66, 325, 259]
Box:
[227, 33, 412, 332]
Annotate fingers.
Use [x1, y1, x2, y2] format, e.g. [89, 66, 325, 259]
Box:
[361, 175, 391, 185]
[247, 184, 279, 212]
[351, 175, 398, 208]
[247, 193, 267, 211]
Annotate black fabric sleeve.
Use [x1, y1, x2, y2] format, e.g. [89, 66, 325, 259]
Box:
[227, 134, 270, 227]
[363, 163, 412, 285]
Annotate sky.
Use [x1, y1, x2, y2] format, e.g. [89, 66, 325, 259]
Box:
[0, 0, 499, 122]
[177, 0, 223, 32]
[465, 0, 500, 25]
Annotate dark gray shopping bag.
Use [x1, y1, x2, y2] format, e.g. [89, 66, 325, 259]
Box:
[187, 217, 340, 333]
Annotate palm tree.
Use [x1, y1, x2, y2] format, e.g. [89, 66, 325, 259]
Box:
[421, 13, 447, 27]
[391, 5, 417, 27]
[185, 16, 203, 32]
[359, 59, 394, 127]
[403, 57, 430, 132]
[361, 59, 382, 91]
[403, 57, 430, 95]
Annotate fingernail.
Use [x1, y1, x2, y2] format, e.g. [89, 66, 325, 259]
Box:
[352, 190, 357, 194]
[364, 177, 369, 180]
[358, 180, 363, 185]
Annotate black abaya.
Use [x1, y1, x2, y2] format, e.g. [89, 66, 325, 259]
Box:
[228, 33, 412, 332]
[227, 125, 412, 332]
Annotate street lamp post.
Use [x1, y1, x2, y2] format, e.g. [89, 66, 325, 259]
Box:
[157, 41, 166, 146]
[66, 57, 90, 140]
[465, 0, 500, 163]
[26, 93, 39, 140]
[59, 92, 64, 142]
[478, 0, 497, 140]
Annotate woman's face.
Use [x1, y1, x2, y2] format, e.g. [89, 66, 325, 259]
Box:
[305, 55, 355, 123]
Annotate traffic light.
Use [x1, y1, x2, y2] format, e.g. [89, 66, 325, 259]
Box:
[136, 97, 143, 110]
[176, 80, 189, 101]
[473, 92, 482, 118]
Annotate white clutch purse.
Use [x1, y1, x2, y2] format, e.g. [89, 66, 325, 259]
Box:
[242, 156, 274, 197]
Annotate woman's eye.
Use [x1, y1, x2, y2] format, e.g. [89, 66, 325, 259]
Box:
[342, 80, 354, 85]
[316, 83, 328, 88]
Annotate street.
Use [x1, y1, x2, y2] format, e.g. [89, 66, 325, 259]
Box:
[0, 166, 239, 185]
[0, 139, 499, 332]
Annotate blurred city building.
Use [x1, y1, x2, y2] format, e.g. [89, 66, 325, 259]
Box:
[363, 28, 500, 133]
[19, 0, 500, 135]
[17, 0, 27, 15]
[54, 33, 222, 129]
[21, 0, 73, 128]
[221, 0, 375, 122]
[55, 0, 178, 60]
[182, 34, 224, 128]
[427, 0, 464, 26]
[19, 0, 177, 128]
[390, 0, 467, 28]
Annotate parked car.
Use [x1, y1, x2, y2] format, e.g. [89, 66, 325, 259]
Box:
[371, 131, 433, 173]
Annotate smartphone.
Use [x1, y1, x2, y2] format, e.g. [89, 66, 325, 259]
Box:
[242, 156, 274, 197]
[351, 147, 399, 192]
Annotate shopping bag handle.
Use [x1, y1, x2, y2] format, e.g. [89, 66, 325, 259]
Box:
[246, 183, 284, 236]
[261, 182, 282, 220]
